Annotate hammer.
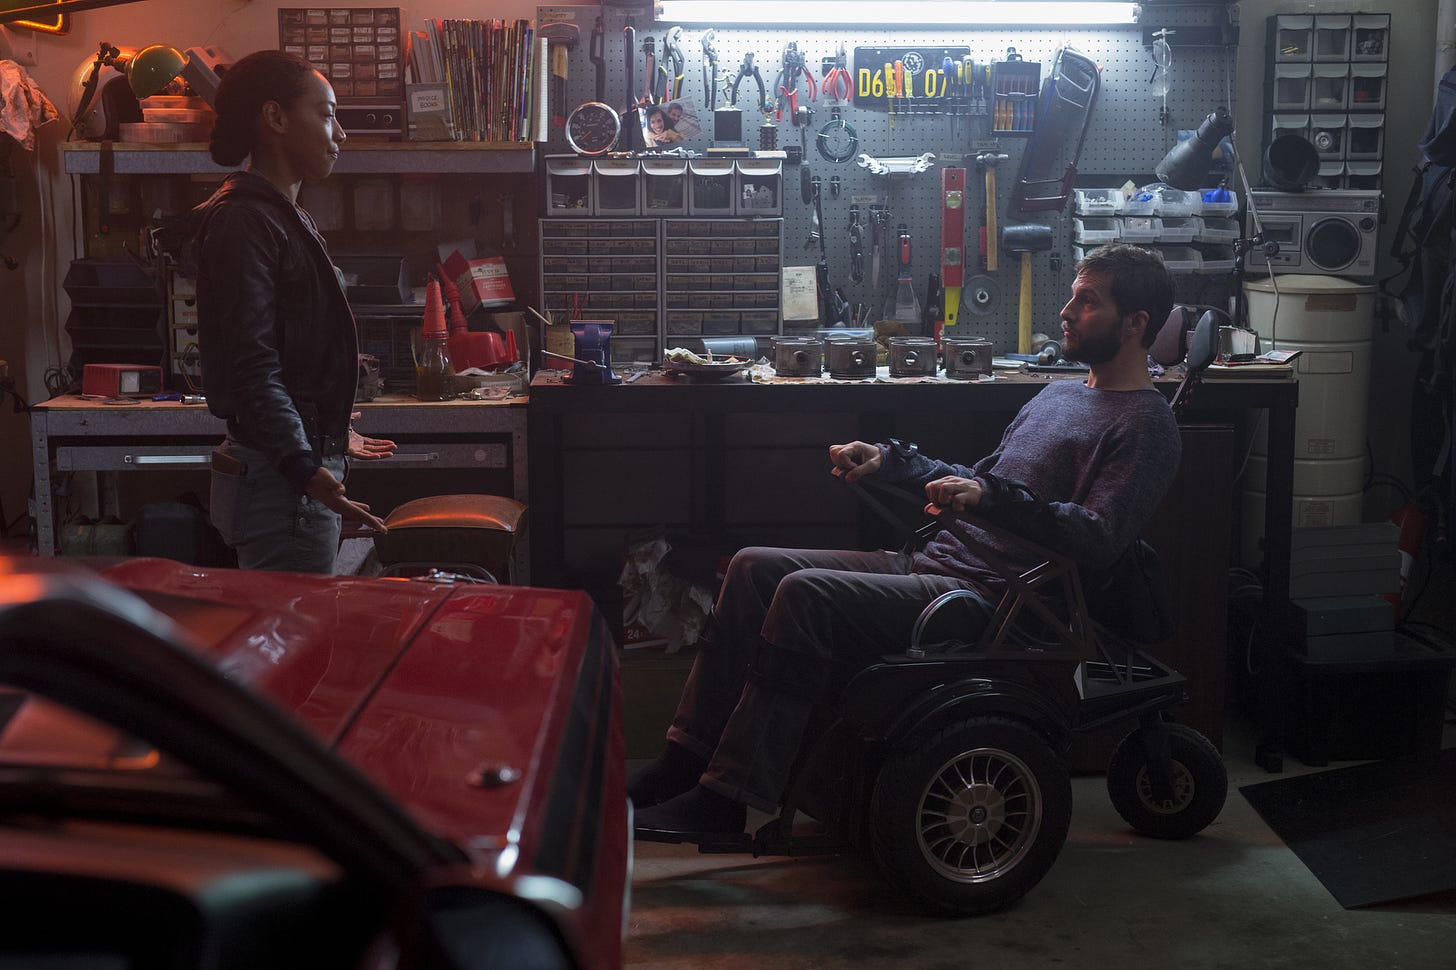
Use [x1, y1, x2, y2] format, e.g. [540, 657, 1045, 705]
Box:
[1002, 224, 1054, 355]
[977, 151, 1008, 271]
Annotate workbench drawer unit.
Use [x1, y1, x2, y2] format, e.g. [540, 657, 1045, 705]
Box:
[539, 219, 661, 364]
[663, 219, 782, 347]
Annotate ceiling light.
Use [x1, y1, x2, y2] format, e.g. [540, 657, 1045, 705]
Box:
[654, 1, 1140, 26]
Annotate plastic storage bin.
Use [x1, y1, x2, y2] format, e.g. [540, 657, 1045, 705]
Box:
[1073, 216, 1118, 244]
[1073, 187, 1122, 216]
[1311, 63, 1348, 111]
[593, 158, 641, 216]
[1157, 246, 1201, 272]
[1118, 190, 1157, 217]
[1349, 63, 1387, 110]
[1198, 188, 1239, 218]
[545, 156, 592, 215]
[1119, 216, 1162, 243]
[1345, 160, 1381, 191]
[1345, 114, 1384, 160]
[1272, 15, 1313, 62]
[736, 157, 783, 216]
[1270, 63, 1312, 111]
[641, 158, 688, 215]
[1158, 217, 1198, 244]
[689, 159, 736, 216]
[1312, 14, 1352, 62]
[1197, 216, 1240, 243]
[1153, 187, 1200, 217]
[1351, 14, 1390, 62]
[1310, 115, 1346, 159]
[1197, 245, 1235, 274]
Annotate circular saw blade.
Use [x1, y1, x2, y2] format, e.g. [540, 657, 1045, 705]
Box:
[964, 275, 1002, 317]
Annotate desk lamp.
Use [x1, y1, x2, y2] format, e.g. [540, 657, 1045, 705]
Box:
[1155, 107, 1280, 334]
[68, 41, 188, 139]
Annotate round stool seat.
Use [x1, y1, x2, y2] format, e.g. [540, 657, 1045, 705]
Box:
[372, 494, 527, 582]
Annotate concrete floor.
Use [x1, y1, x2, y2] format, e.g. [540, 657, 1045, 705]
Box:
[625, 711, 1456, 970]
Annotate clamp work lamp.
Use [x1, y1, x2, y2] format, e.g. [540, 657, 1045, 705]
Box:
[69, 40, 188, 138]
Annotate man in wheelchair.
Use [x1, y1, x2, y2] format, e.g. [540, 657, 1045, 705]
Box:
[632, 244, 1181, 844]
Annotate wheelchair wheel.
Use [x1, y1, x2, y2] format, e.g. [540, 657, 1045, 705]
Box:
[869, 716, 1072, 916]
[1107, 723, 1227, 840]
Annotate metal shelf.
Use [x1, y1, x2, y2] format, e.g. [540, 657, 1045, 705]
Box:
[61, 141, 536, 175]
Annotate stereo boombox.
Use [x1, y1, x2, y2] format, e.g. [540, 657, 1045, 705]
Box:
[1246, 189, 1381, 280]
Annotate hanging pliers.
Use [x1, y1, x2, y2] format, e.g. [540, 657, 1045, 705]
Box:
[657, 26, 685, 103]
[590, 17, 606, 102]
[701, 30, 721, 109]
[731, 52, 768, 113]
[641, 34, 657, 105]
[822, 43, 853, 104]
[774, 42, 817, 121]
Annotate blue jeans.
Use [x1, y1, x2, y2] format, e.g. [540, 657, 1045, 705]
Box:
[208, 437, 346, 574]
[667, 546, 992, 813]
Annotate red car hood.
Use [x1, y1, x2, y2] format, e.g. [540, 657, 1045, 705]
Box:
[98, 560, 608, 866]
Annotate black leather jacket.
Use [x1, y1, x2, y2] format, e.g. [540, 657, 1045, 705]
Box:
[193, 171, 358, 490]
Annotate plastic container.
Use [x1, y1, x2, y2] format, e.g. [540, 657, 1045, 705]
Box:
[1157, 246, 1201, 272]
[1158, 217, 1198, 244]
[1153, 187, 1200, 217]
[1119, 216, 1162, 243]
[1073, 216, 1118, 244]
[1197, 216, 1240, 242]
[1073, 187, 1122, 216]
[1197, 244, 1235, 273]
[142, 107, 212, 124]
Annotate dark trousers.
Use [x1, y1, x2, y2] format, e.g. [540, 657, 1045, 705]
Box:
[667, 546, 991, 812]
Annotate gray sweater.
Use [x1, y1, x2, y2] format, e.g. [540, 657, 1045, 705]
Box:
[879, 380, 1181, 590]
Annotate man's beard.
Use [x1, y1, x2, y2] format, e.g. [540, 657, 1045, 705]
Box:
[1063, 326, 1123, 365]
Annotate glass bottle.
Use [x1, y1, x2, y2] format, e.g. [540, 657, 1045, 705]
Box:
[415, 329, 455, 401]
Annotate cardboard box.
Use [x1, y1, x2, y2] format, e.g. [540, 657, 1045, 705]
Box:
[441, 250, 515, 312]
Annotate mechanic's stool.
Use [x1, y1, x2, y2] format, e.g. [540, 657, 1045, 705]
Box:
[371, 494, 527, 584]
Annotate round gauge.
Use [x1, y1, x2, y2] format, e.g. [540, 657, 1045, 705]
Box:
[566, 102, 621, 156]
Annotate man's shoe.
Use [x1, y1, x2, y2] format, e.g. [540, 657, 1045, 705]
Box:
[633, 785, 748, 844]
[627, 742, 707, 809]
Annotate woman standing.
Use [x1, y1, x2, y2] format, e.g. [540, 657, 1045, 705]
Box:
[194, 50, 394, 573]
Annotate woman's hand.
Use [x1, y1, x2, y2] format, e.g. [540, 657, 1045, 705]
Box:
[304, 466, 388, 532]
[828, 441, 882, 482]
[923, 476, 983, 516]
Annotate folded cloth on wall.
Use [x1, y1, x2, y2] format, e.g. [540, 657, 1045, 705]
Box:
[0, 59, 60, 151]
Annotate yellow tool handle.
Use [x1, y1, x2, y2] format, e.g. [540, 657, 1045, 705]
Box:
[944, 285, 962, 328]
[1018, 252, 1033, 354]
[985, 168, 999, 273]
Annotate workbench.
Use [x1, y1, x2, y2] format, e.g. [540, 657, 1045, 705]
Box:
[29, 393, 530, 579]
[528, 368, 1299, 758]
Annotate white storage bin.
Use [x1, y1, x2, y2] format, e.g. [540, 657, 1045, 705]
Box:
[1270, 113, 1310, 149]
[1158, 217, 1198, 244]
[641, 158, 688, 215]
[1073, 187, 1122, 216]
[1346, 114, 1384, 160]
[689, 159, 736, 216]
[736, 157, 783, 216]
[1270, 63, 1312, 111]
[1312, 161, 1345, 190]
[1311, 63, 1349, 111]
[1158, 246, 1201, 272]
[1119, 189, 1157, 216]
[593, 158, 641, 215]
[1119, 216, 1162, 243]
[1197, 245, 1235, 274]
[1197, 216, 1240, 243]
[545, 155, 592, 215]
[1310, 114, 1346, 160]
[1345, 160, 1381, 191]
[1352, 14, 1390, 62]
[1199, 188, 1239, 217]
[1349, 63, 1387, 110]
[1313, 14, 1352, 62]
[1073, 216, 1119, 244]
[1154, 188, 1200, 217]
[1273, 15, 1313, 62]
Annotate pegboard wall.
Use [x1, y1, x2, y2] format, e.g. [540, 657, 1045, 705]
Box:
[539, 3, 1240, 350]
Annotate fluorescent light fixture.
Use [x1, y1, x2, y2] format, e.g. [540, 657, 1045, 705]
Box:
[654, 1, 1140, 26]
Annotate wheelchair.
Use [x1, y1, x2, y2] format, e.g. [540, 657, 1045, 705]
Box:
[689, 313, 1229, 916]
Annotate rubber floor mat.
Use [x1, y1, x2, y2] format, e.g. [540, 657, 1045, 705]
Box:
[1240, 748, 1456, 908]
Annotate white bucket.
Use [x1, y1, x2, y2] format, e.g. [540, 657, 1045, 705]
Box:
[1240, 488, 1364, 568]
[1245, 275, 1376, 462]
[1244, 453, 1365, 497]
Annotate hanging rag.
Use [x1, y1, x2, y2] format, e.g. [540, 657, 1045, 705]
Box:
[0, 59, 60, 152]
